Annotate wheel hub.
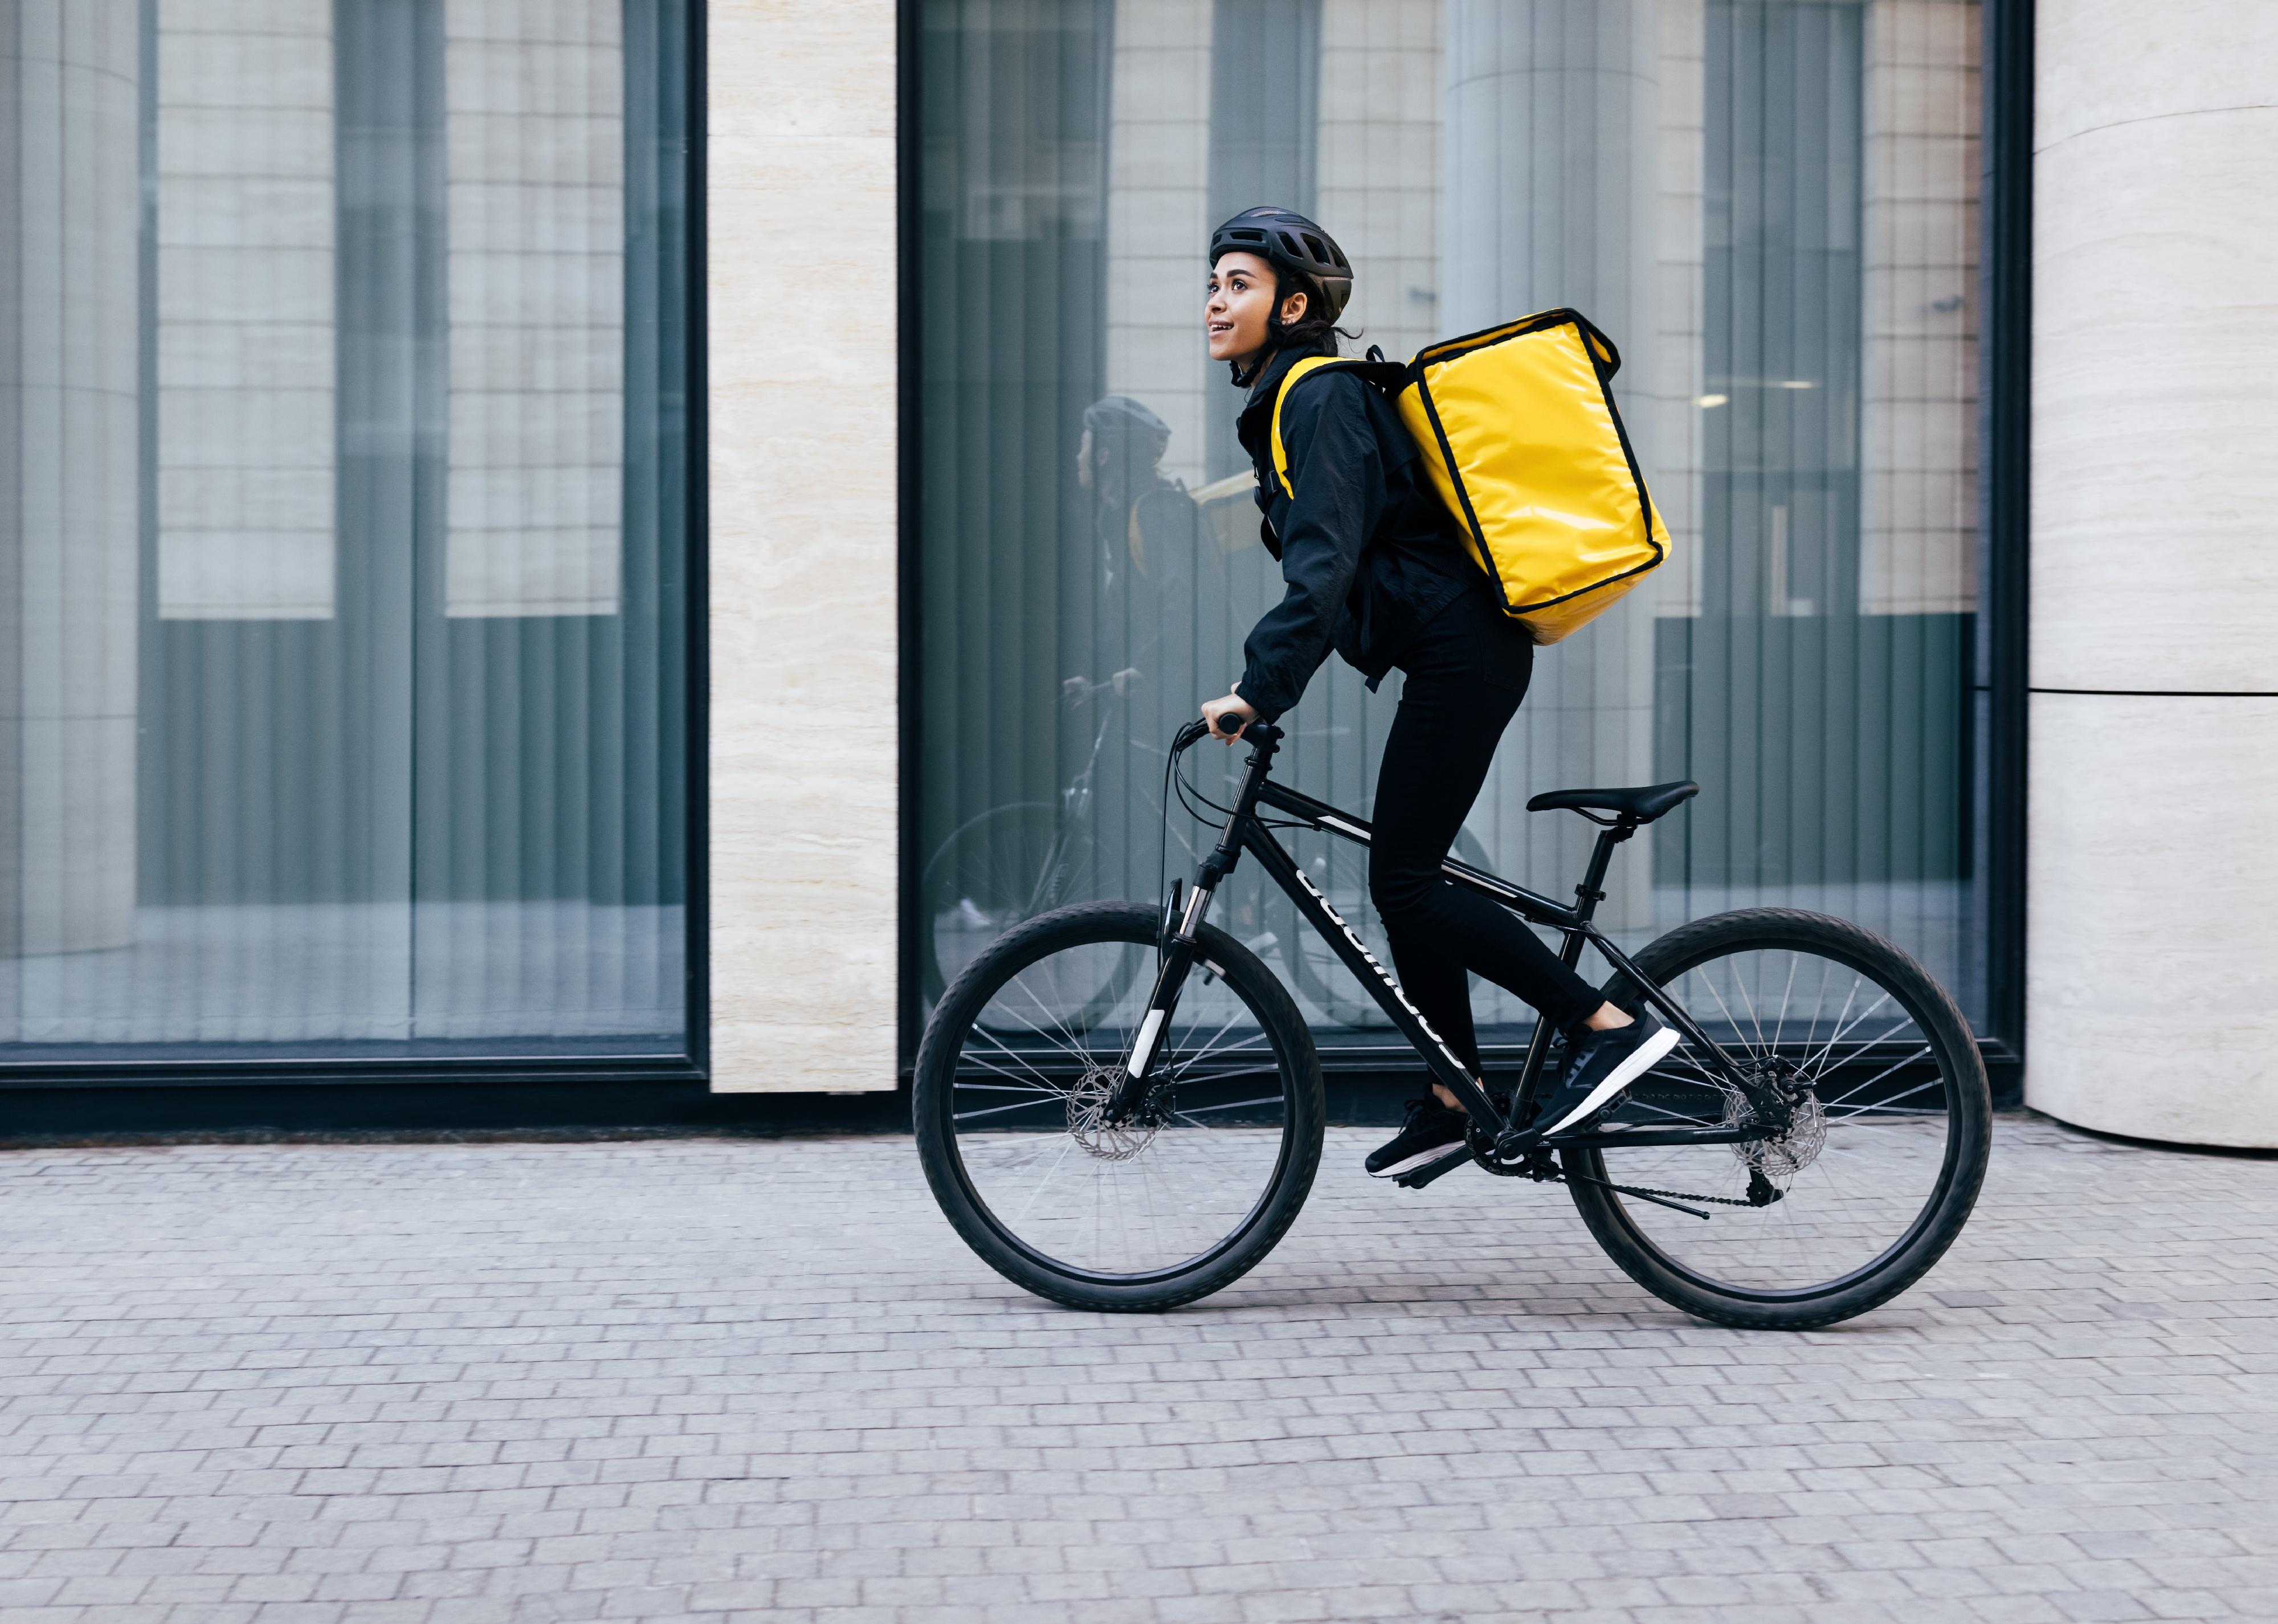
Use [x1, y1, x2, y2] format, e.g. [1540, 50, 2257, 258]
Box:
[1730, 1061, 1826, 1178]
[1067, 1064, 1161, 1160]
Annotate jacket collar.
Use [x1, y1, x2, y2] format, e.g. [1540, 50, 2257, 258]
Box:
[1235, 343, 1330, 462]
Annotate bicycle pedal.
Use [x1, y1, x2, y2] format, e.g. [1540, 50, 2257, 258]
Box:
[1539, 1087, 1636, 1145]
[1393, 1144, 1472, 1190]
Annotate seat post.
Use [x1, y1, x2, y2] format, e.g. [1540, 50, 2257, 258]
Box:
[1571, 821, 1636, 923]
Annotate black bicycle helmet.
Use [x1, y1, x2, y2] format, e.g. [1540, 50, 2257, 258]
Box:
[1209, 206, 1353, 325]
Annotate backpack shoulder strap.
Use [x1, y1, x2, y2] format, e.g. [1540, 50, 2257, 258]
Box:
[1268, 357, 1403, 499]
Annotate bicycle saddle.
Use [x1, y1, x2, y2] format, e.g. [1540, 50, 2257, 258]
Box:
[1526, 780, 1699, 824]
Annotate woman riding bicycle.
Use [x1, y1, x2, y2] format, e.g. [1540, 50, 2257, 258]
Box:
[1197, 207, 1677, 1181]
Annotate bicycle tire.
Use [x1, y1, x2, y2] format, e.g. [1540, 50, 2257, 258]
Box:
[915, 901, 1325, 1312]
[1564, 908, 1990, 1331]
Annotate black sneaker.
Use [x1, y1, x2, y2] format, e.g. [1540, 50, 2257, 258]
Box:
[1533, 1017, 1679, 1140]
[1365, 1099, 1471, 1180]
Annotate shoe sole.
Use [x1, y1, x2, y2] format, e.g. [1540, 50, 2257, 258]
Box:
[1367, 1135, 1469, 1180]
[1541, 1026, 1680, 1139]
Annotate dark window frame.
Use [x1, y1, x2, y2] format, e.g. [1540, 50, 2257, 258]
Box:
[1977, 0, 2034, 1102]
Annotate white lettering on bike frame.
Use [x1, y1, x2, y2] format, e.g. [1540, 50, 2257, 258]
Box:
[1308, 810, 1516, 896]
[1289, 863, 1470, 1078]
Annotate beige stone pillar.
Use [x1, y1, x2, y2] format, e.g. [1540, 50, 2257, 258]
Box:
[1859, 0, 1979, 618]
[1443, 0, 1660, 935]
[2028, 0, 2278, 1146]
[1, 0, 138, 956]
[442, 0, 624, 618]
[1314, 0, 1440, 370]
[1648, 0, 1704, 620]
[153, 0, 335, 621]
[1101, 0, 1215, 491]
[707, 0, 899, 1090]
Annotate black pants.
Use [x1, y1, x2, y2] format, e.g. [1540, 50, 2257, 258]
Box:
[1368, 589, 1603, 1074]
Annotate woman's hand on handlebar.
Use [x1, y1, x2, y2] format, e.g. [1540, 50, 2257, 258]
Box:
[1199, 692, 1259, 746]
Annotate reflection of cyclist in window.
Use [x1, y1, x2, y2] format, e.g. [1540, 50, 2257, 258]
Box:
[1197, 206, 1673, 1182]
[1073, 394, 1202, 875]
[1074, 394, 1200, 704]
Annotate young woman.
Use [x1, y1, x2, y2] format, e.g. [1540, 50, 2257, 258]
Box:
[1198, 206, 1676, 1182]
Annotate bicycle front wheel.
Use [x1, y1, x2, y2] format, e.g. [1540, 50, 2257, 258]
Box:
[915, 901, 1325, 1312]
[1566, 908, 1991, 1330]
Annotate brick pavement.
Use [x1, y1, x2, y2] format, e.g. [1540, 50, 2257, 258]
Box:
[0, 1113, 2272, 1623]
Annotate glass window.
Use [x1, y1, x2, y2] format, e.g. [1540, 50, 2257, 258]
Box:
[916, 0, 1985, 1041]
[0, 0, 692, 1062]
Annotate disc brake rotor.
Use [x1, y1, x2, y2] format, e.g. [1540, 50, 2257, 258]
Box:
[1066, 1064, 1160, 1161]
[1729, 1065, 1826, 1179]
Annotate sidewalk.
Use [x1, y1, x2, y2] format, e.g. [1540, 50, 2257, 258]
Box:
[1, 1113, 2272, 1623]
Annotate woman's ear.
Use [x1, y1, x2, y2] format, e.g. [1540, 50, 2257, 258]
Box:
[1279, 287, 1309, 326]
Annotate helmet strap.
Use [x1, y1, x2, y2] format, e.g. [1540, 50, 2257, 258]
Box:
[1231, 278, 1307, 387]
[1230, 340, 1277, 389]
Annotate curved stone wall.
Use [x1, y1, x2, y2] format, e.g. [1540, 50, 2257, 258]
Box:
[2027, 0, 2278, 1145]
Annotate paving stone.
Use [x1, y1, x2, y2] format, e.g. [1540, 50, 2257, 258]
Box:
[1, 1114, 2273, 1623]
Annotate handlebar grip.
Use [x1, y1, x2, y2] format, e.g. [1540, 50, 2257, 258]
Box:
[1214, 713, 1247, 736]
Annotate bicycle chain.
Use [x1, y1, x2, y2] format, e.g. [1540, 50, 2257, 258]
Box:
[1468, 1124, 1785, 1209]
[1561, 1168, 1781, 1209]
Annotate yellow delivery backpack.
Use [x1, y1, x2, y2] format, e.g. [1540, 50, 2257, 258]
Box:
[1269, 308, 1669, 644]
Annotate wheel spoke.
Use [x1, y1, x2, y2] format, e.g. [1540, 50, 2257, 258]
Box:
[1816, 1044, 1935, 1110]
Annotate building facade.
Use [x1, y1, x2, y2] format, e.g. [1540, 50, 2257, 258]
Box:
[1, 0, 2271, 1148]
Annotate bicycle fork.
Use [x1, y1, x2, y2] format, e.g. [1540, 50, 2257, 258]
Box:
[1105, 725, 1283, 1125]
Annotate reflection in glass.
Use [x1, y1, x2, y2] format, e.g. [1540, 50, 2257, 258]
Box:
[0, 0, 689, 1060]
[918, 0, 1985, 1042]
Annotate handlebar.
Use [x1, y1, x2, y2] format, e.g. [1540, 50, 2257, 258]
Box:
[1172, 716, 1283, 753]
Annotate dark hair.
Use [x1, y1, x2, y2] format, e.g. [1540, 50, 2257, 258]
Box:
[1230, 270, 1363, 385]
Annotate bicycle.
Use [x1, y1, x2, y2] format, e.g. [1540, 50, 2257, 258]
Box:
[914, 717, 1991, 1329]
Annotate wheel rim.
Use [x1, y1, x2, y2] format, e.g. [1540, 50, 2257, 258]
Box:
[1578, 939, 1964, 1301]
[939, 921, 1297, 1281]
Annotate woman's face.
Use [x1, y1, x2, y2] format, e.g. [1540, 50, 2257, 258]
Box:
[1206, 251, 1306, 366]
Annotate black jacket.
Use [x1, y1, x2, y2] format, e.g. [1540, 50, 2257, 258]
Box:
[1233, 346, 1478, 722]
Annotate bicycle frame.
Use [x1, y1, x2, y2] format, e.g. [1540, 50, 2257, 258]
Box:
[1112, 723, 1763, 1153]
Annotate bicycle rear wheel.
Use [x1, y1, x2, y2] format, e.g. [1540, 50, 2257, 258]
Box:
[915, 901, 1325, 1312]
[1565, 908, 1990, 1329]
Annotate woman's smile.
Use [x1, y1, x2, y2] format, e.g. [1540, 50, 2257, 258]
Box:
[1205, 250, 1301, 367]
